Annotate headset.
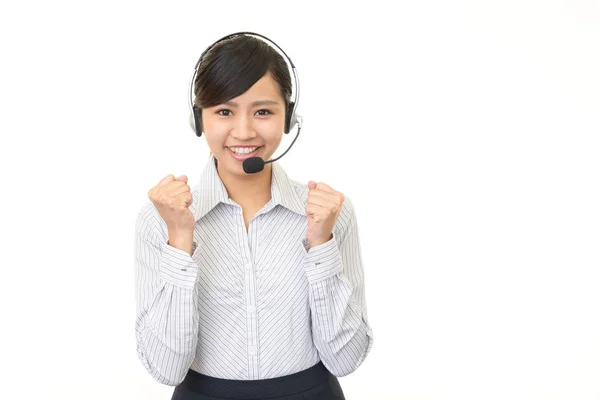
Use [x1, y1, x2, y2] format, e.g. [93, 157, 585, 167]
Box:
[188, 31, 302, 137]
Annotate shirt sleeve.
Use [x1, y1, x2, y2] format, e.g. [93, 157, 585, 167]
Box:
[302, 200, 374, 377]
[134, 210, 201, 386]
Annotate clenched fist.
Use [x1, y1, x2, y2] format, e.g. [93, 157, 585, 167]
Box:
[148, 174, 195, 233]
[305, 180, 344, 249]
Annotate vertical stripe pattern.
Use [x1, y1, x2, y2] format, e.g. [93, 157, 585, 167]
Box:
[134, 155, 374, 386]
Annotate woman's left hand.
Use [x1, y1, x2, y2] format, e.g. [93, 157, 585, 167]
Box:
[305, 180, 345, 249]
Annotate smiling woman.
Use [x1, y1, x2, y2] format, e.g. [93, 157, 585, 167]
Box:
[134, 32, 374, 400]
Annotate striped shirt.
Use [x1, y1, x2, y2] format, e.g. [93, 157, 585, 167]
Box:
[133, 154, 374, 386]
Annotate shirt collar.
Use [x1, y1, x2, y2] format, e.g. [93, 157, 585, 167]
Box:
[192, 154, 306, 222]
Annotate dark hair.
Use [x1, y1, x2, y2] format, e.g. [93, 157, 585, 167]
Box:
[193, 34, 292, 109]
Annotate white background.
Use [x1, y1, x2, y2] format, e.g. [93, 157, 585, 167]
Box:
[0, 1, 599, 399]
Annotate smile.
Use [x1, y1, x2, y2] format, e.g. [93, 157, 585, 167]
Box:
[227, 146, 262, 160]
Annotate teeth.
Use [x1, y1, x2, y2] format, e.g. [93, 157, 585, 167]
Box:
[229, 147, 258, 154]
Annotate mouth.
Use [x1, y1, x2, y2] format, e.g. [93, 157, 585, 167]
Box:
[226, 146, 263, 161]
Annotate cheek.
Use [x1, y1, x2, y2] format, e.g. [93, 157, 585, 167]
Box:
[258, 115, 285, 134]
[202, 130, 228, 152]
[202, 117, 229, 141]
[260, 122, 284, 143]
[203, 115, 227, 131]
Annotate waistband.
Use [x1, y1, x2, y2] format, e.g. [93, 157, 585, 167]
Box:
[180, 361, 331, 398]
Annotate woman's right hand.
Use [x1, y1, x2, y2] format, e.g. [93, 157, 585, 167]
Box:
[148, 174, 196, 233]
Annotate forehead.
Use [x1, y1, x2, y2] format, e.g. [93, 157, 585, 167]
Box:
[233, 72, 284, 103]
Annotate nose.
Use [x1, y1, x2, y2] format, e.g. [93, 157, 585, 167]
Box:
[232, 114, 256, 140]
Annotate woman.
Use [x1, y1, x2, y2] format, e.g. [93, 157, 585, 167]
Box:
[134, 32, 374, 400]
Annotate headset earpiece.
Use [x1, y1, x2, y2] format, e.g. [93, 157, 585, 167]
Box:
[285, 101, 296, 134]
[190, 105, 203, 137]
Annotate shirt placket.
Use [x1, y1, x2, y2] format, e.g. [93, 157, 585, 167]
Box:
[234, 205, 260, 379]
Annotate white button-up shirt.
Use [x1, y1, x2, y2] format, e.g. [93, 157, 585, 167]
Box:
[134, 155, 374, 386]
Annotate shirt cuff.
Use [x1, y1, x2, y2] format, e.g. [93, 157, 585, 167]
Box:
[302, 233, 343, 283]
[159, 241, 199, 288]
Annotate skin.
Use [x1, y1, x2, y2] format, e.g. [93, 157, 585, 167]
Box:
[202, 71, 345, 248]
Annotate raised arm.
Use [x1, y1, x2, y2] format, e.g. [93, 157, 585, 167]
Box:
[303, 185, 374, 376]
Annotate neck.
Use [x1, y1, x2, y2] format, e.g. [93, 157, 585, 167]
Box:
[217, 160, 273, 208]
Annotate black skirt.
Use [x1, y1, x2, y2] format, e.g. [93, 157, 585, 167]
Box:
[171, 361, 346, 400]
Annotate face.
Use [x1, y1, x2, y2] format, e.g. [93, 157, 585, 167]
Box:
[202, 72, 286, 178]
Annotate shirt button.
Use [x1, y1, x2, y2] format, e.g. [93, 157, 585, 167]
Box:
[247, 305, 255, 313]
[245, 263, 252, 270]
[248, 346, 257, 355]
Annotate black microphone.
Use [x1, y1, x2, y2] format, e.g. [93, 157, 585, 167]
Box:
[243, 119, 303, 174]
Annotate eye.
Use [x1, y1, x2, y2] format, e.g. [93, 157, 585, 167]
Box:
[216, 109, 232, 116]
[255, 109, 272, 116]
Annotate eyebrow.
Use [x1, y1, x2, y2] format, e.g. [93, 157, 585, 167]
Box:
[224, 100, 281, 107]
